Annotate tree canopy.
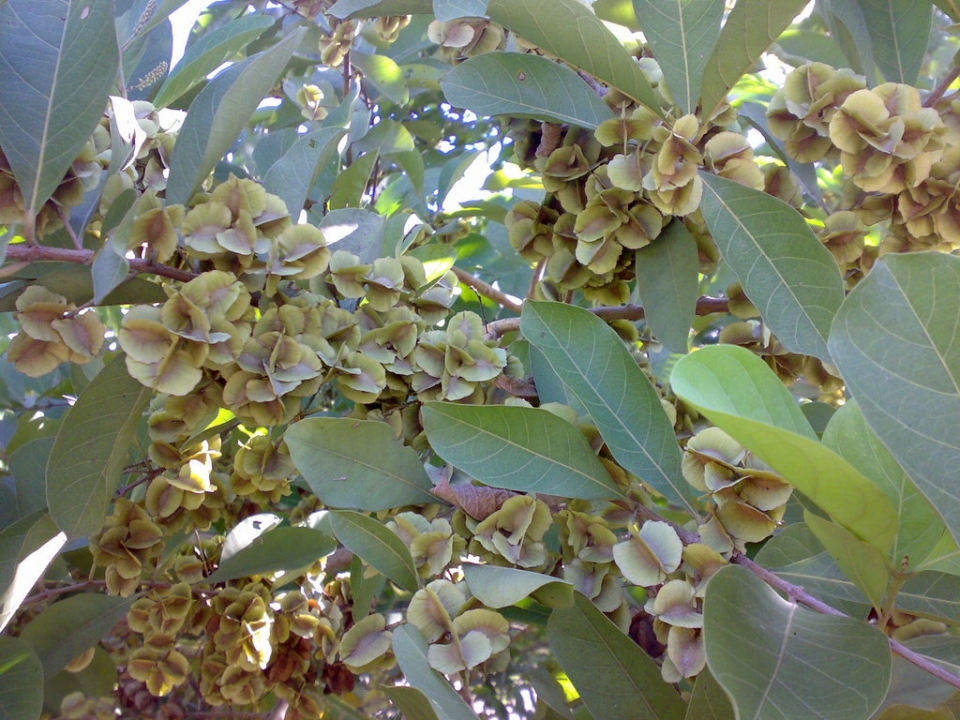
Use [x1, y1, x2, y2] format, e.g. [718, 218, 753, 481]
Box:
[2, 0, 960, 719]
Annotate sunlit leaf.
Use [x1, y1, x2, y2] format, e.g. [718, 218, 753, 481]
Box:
[0, 513, 65, 634]
[634, 219, 700, 354]
[828, 254, 960, 548]
[329, 510, 420, 592]
[434, 0, 489, 21]
[0, 0, 118, 215]
[699, 173, 844, 361]
[166, 28, 305, 206]
[47, 355, 152, 539]
[548, 592, 687, 720]
[422, 402, 626, 501]
[0, 636, 43, 720]
[286, 418, 437, 511]
[698, 0, 810, 120]
[521, 302, 695, 513]
[205, 526, 336, 584]
[804, 511, 890, 608]
[153, 14, 276, 108]
[329, 150, 379, 210]
[671, 345, 898, 551]
[353, 51, 410, 105]
[487, 0, 663, 116]
[704, 565, 891, 720]
[262, 128, 344, 220]
[329, 0, 433, 18]
[632, 0, 723, 115]
[441, 53, 615, 129]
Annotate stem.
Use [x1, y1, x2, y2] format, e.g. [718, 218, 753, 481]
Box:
[4, 243, 197, 282]
[925, 65, 960, 107]
[484, 296, 729, 338]
[877, 572, 909, 632]
[451, 266, 523, 314]
[734, 554, 960, 691]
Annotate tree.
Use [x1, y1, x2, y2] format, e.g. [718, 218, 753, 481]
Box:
[1, 0, 960, 717]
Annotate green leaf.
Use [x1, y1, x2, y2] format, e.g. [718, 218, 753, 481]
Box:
[487, 0, 663, 116]
[329, 510, 420, 592]
[166, 27, 305, 206]
[685, 667, 736, 720]
[671, 345, 899, 551]
[634, 219, 700, 354]
[329, 0, 433, 18]
[594, 0, 641, 29]
[0, 0, 119, 215]
[896, 572, 960, 623]
[828, 254, 960, 548]
[153, 14, 275, 108]
[422, 402, 625, 501]
[818, 0, 876, 79]
[698, 0, 809, 119]
[434, 0, 489, 21]
[352, 51, 410, 105]
[804, 511, 890, 608]
[856, 0, 931, 85]
[756, 524, 873, 618]
[328, 149, 379, 210]
[463, 564, 573, 609]
[0, 636, 43, 720]
[205, 526, 336, 584]
[91, 245, 130, 305]
[440, 53, 615, 130]
[384, 686, 441, 720]
[773, 29, 850, 70]
[704, 565, 891, 720]
[699, 172, 845, 361]
[262, 127, 345, 219]
[46, 355, 151, 539]
[0, 513, 65, 634]
[548, 592, 687, 720]
[319, 208, 386, 264]
[520, 302, 694, 512]
[285, 418, 437, 511]
[632, 0, 723, 115]
[392, 625, 481, 720]
[823, 400, 946, 570]
[19, 593, 132, 679]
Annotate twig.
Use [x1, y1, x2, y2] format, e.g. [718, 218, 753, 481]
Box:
[4, 244, 197, 282]
[925, 65, 960, 107]
[451, 266, 524, 313]
[734, 554, 960, 691]
[484, 296, 729, 338]
[55, 205, 84, 249]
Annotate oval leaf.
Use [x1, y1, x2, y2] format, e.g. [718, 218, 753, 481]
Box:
[632, 0, 723, 115]
[392, 625, 481, 720]
[286, 417, 437, 511]
[422, 402, 624, 501]
[463, 563, 573, 609]
[857, 0, 931, 85]
[520, 301, 693, 512]
[548, 592, 687, 720]
[0, 513, 66, 634]
[329, 510, 420, 592]
[205, 526, 336, 584]
[19, 593, 133, 679]
[487, 0, 662, 116]
[704, 565, 891, 720]
[828, 254, 960, 548]
[47, 355, 152, 539]
[0, 636, 43, 720]
[153, 14, 276, 108]
[441, 53, 615, 130]
[699, 172, 844, 361]
[635, 219, 700, 354]
[0, 0, 119, 214]
[671, 345, 898, 552]
[166, 27, 305, 206]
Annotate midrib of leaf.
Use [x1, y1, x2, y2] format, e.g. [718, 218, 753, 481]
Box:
[32, 7, 67, 216]
[675, 0, 692, 112]
[529, 311, 693, 513]
[332, 512, 417, 588]
[884, 1, 905, 82]
[702, 181, 827, 348]
[436, 409, 624, 499]
[295, 436, 431, 496]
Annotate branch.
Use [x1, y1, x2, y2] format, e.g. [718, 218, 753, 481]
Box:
[5, 244, 197, 282]
[484, 296, 729, 338]
[452, 266, 524, 313]
[734, 554, 960, 691]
